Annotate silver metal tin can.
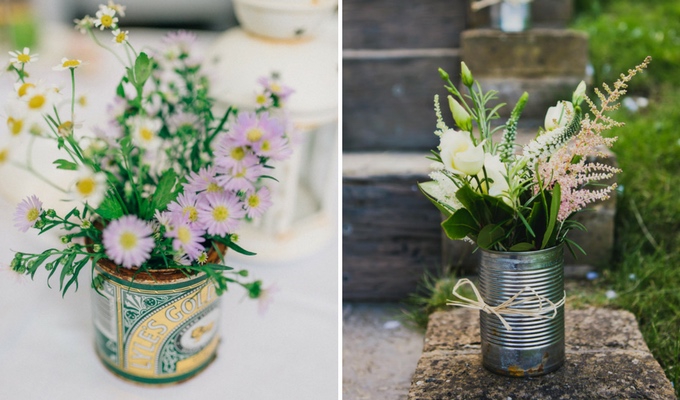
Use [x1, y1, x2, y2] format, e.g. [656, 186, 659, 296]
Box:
[479, 245, 564, 377]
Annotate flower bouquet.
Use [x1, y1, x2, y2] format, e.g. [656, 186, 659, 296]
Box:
[420, 57, 651, 376]
[3, 2, 293, 383]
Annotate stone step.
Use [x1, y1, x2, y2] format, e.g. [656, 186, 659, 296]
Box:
[409, 307, 676, 399]
[460, 28, 588, 119]
[343, 149, 617, 300]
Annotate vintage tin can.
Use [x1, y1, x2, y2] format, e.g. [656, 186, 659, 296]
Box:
[478, 245, 565, 377]
[91, 260, 221, 384]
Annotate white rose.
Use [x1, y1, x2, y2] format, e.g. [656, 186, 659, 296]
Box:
[544, 100, 574, 131]
[476, 155, 511, 205]
[439, 129, 485, 176]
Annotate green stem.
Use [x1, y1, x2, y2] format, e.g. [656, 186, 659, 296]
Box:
[10, 161, 67, 192]
[70, 68, 76, 125]
[87, 27, 126, 67]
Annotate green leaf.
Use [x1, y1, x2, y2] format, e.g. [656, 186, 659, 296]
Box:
[226, 240, 256, 256]
[95, 195, 124, 221]
[53, 159, 78, 171]
[201, 263, 235, 271]
[455, 185, 483, 223]
[477, 224, 506, 250]
[151, 169, 177, 213]
[510, 242, 535, 252]
[133, 52, 152, 89]
[418, 181, 453, 218]
[542, 182, 561, 249]
[441, 208, 478, 240]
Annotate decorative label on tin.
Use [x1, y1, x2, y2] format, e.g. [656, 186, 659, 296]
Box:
[92, 268, 221, 384]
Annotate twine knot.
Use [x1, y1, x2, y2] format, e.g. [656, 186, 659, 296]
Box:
[446, 278, 566, 331]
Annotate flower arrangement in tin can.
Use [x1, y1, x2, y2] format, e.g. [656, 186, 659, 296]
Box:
[420, 57, 651, 254]
[4, 2, 294, 298]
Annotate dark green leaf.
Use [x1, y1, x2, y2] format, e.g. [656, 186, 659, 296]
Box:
[455, 185, 483, 223]
[95, 195, 124, 221]
[441, 208, 478, 240]
[542, 182, 561, 249]
[53, 159, 78, 171]
[477, 224, 506, 250]
[510, 242, 535, 251]
[133, 52, 152, 89]
[226, 240, 256, 256]
[151, 169, 177, 213]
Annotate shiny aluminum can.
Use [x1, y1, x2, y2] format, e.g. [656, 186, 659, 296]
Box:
[479, 245, 564, 377]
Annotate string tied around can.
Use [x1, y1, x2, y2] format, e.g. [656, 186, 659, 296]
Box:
[446, 278, 566, 331]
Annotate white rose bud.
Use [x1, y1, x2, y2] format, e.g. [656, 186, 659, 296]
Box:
[572, 80, 587, 105]
[448, 96, 472, 132]
[439, 129, 485, 176]
[544, 100, 574, 131]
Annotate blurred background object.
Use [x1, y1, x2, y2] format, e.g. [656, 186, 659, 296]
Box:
[208, 0, 339, 260]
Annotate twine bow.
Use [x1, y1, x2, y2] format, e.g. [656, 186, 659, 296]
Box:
[446, 278, 566, 331]
[471, 0, 532, 12]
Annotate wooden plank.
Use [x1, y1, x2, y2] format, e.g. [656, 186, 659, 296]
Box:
[343, 0, 468, 50]
[343, 162, 443, 300]
[343, 56, 460, 152]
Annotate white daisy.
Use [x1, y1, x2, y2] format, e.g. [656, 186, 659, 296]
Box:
[8, 47, 38, 66]
[69, 166, 107, 207]
[94, 6, 118, 30]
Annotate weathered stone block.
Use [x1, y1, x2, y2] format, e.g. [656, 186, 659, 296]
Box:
[409, 308, 676, 399]
[461, 29, 588, 79]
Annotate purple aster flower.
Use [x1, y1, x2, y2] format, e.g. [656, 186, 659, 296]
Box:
[215, 160, 264, 193]
[244, 186, 273, 219]
[102, 215, 155, 269]
[165, 214, 206, 260]
[184, 166, 224, 195]
[255, 134, 292, 161]
[231, 112, 284, 153]
[14, 195, 42, 232]
[163, 30, 197, 54]
[257, 76, 295, 103]
[214, 137, 260, 174]
[197, 192, 246, 236]
[167, 191, 200, 225]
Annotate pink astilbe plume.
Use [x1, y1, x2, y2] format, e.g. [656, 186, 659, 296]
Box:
[537, 57, 651, 221]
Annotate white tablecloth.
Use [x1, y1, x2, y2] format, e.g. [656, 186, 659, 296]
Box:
[0, 25, 338, 400]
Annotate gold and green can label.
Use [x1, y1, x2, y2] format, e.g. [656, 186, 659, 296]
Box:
[91, 263, 221, 384]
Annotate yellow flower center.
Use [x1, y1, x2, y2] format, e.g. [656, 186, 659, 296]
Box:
[212, 206, 229, 222]
[76, 177, 96, 196]
[28, 94, 46, 110]
[62, 59, 80, 68]
[256, 94, 268, 105]
[246, 128, 263, 143]
[230, 147, 246, 161]
[18, 83, 35, 97]
[78, 95, 87, 107]
[247, 194, 260, 208]
[206, 182, 222, 193]
[261, 140, 271, 152]
[58, 121, 74, 137]
[17, 54, 31, 63]
[26, 208, 40, 222]
[140, 127, 154, 142]
[119, 232, 138, 250]
[270, 83, 282, 93]
[0, 148, 7, 164]
[183, 206, 198, 222]
[115, 33, 126, 43]
[7, 117, 23, 136]
[177, 226, 191, 244]
[101, 15, 113, 27]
